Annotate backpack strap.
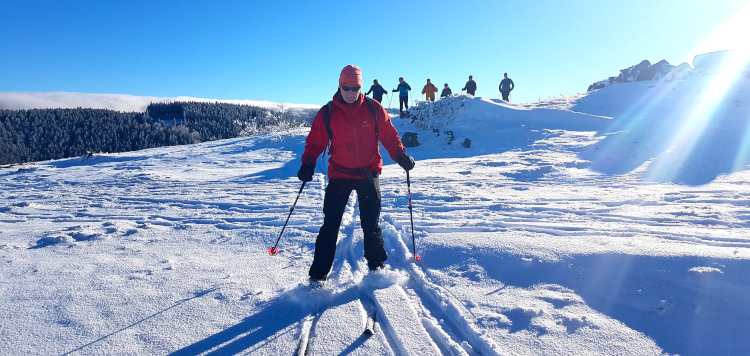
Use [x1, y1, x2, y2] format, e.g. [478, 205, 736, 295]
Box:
[363, 96, 379, 142]
[322, 101, 333, 156]
[323, 100, 334, 140]
[323, 97, 380, 155]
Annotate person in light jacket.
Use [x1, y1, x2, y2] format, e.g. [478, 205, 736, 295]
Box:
[422, 78, 438, 102]
[392, 77, 412, 117]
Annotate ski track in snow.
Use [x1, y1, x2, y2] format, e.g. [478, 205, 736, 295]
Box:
[294, 186, 476, 355]
[3, 75, 750, 354]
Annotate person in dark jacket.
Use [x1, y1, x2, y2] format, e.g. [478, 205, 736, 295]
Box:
[298, 65, 415, 284]
[441, 83, 452, 98]
[499, 73, 515, 102]
[392, 77, 412, 117]
[365, 79, 388, 103]
[462, 75, 477, 96]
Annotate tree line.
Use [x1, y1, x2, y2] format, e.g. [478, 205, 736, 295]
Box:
[0, 101, 307, 166]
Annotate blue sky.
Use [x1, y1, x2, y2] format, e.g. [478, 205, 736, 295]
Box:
[1, 0, 748, 106]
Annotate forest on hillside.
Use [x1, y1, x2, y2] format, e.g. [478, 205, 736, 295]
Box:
[0, 101, 307, 166]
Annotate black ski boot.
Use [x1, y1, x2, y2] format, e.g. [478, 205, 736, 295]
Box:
[309, 276, 326, 289]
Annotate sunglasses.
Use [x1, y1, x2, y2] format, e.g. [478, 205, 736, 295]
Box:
[341, 86, 361, 92]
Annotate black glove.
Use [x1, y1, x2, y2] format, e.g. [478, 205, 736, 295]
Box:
[397, 154, 415, 171]
[297, 162, 315, 182]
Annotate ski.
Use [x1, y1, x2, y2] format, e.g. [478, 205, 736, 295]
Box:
[364, 308, 377, 335]
[295, 313, 319, 356]
[359, 292, 379, 337]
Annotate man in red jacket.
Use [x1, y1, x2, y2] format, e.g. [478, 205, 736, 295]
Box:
[297, 64, 415, 284]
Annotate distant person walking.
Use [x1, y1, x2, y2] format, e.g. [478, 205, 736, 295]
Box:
[499, 73, 515, 102]
[462, 75, 477, 96]
[365, 79, 388, 103]
[422, 79, 438, 102]
[392, 77, 412, 117]
[441, 83, 452, 98]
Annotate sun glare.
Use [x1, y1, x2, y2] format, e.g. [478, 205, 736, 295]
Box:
[594, 2, 750, 184]
[685, 2, 750, 63]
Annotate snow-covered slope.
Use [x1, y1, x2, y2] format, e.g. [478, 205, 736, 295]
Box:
[1, 68, 750, 355]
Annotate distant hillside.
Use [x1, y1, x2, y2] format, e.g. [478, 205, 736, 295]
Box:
[0, 101, 312, 166]
[0, 91, 321, 116]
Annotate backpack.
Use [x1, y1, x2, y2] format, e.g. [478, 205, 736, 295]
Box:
[322, 96, 379, 155]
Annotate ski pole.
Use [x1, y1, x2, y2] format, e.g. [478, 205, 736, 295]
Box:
[269, 181, 306, 255]
[388, 92, 393, 109]
[406, 170, 420, 261]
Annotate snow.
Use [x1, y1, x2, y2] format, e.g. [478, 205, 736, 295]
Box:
[2, 62, 750, 355]
[693, 50, 750, 74]
[372, 285, 441, 355]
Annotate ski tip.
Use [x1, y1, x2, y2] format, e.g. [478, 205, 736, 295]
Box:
[268, 247, 279, 255]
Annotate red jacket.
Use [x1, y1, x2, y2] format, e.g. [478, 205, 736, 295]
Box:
[302, 93, 406, 179]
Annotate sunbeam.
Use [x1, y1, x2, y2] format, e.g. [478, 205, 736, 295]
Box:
[733, 111, 750, 172]
[585, 1, 750, 185]
[645, 0, 750, 183]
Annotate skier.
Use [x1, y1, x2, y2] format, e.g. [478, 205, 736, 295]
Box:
[421, 78, 438, 102]
[392, 77, 412, 117]
[365, 79, 388, 103]
[441, 83, 452, 98]
[499, 72, 515, 102]
[462, 75, 477, 96]
[297, 64, 416, 285]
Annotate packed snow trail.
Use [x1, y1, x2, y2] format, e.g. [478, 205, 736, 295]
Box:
[299, 288, 389, 356]
[296, 185, 487, 355]
[292, 191, 394, 355]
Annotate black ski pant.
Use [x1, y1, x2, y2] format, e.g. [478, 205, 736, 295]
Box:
[501, 91, 510, 102]
[308, 177, 387, 279]
[399, 95, 409, 113]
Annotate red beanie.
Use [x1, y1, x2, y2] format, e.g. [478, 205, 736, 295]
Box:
[339, 65, 362, 87]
